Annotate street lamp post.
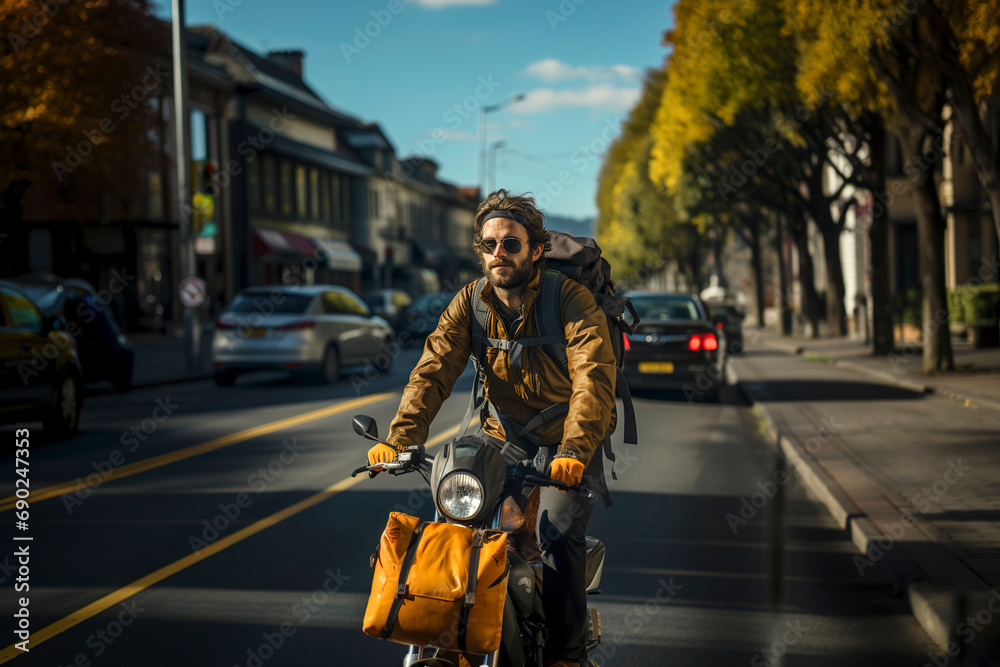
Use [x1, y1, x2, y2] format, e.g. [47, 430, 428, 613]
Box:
[477, 94, 524, 196]
[488, 140, 506, 194]
[172, 0, 199, 371]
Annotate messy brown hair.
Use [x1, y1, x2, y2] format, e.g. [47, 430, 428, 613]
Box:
[473, 189, 552, 256]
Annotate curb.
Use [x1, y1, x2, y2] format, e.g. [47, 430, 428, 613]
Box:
[730, 362, 972, 656]
[763, 342, 1000, 414]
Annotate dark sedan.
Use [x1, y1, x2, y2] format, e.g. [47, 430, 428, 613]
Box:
[13, 275, 134, 392]
[623, 292, 726, 401]
[0, 280, 85, 438]
[708, 303, 745, 355]
[397, 292, 456, 347]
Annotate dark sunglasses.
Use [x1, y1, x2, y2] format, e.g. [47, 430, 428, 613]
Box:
[477, 237, 527, 255]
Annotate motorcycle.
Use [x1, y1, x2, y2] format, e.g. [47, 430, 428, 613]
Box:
[351, 415, 606, 667]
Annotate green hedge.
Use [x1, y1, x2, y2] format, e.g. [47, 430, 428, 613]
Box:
[947, 288, 965, 324]
[953, 283, 1000, 326]
[892, 287, 923, 326]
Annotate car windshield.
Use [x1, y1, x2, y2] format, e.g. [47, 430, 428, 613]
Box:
[14, 284, 62, 313]
[630, 296, 702, 322]
[412, 293, 452, 314]
[226, 292, 313, 314]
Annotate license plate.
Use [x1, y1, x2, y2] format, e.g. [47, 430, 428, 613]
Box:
[638, 361, 674, 373]
[241, 328, 266, 339]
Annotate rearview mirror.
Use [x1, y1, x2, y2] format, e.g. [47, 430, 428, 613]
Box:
[352, 415, 380, 442]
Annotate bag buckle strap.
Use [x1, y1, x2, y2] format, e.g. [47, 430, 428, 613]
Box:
[464, 591, 475, 607]
[395, 582, 408, 598]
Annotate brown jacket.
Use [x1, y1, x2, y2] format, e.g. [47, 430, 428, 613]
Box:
[386, 266, 617, 466]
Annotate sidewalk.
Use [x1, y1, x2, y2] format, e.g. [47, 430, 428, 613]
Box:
[127, 325, 215, 387]
[757, 330, 1000, 413]
[732, 337, 1000, 663]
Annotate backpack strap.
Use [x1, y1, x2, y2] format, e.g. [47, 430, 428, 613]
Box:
[470, 278, 490, 368]
[538, 269, 570, 374]
[457, 529, 485, 653]
[616, 367, 638, 445]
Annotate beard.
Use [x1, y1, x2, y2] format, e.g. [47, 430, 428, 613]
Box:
[479, 252, 535, 292]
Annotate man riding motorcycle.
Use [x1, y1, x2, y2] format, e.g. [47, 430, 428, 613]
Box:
[368, 189, 617, 667]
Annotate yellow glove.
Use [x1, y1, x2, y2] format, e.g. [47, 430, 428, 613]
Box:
[549, 456, 585, 487]
[367, 443, 398, 467]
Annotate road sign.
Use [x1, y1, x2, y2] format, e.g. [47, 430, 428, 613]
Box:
[178, 276, 207, 308]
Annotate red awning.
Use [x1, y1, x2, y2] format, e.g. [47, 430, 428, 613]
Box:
[253, 229, 318, 263]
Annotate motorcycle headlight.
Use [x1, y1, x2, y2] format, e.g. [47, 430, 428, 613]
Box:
[438, 472, 483, 520]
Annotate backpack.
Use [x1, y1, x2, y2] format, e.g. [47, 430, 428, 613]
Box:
[458, 231, 639, 482]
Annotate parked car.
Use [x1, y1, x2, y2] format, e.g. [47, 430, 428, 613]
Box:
[0, 280, 85, 437]
[12, 274, 134, 392]
[622, 292, 726, 401]
[362, 289, 412, 331]
[708, 303, 745, 354]
[211, 285, 395, 386]
[397, 292, 456, 346]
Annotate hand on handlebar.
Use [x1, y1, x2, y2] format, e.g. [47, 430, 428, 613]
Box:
[549, 457, 585, 487]
[367, 442, 398, 469]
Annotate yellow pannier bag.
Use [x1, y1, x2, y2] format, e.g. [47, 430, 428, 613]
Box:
[363, 512, 509, 655]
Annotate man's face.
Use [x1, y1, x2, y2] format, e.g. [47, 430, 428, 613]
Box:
[477, 217, 543, 291]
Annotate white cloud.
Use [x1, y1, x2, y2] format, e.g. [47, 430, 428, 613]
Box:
[431, 128, 476, 141]
[522, 59, 641, 83]
[512, 84, 641, 114]
[408, 0, 496, 7]
[506, 118, 539, 130]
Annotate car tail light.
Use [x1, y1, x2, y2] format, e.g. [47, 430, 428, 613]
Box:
[623, 332, 631, 352]
[215, 318, 237, 330]
[688, 332, 718, 351]
[275, 320, 315, 332]
[716, 321, 724, 329]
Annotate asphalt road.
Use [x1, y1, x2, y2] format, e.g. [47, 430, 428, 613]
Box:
[0, 348, 937, 666]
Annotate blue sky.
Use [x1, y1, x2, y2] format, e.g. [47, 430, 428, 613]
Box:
[157, 0, 674, 220]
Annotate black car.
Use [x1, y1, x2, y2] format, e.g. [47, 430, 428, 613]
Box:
[622, 292, 726, 401]
[708, 303, 745, 355]
[0, 280, 85, 438]
[13, 275, 134, 392]
[397, 292, 456, 346]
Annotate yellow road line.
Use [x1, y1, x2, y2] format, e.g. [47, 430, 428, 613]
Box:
[0, 393, 396, 513]
[0, 424, 460, 662]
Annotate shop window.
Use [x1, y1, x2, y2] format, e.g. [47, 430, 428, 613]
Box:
[262, 153, 277, 212]
[331, 173, 341, 223]
[320, 171, 331, 221]
[280, 159, 293, 215]
[296, 164, 307, 217]
[247, 157, 261, 211]
[309, 167, 320, 219]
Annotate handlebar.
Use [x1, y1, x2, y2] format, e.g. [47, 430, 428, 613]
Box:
[352, 444, 430, 478]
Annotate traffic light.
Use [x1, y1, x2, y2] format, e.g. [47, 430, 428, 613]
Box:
[202, 163, 217, 196]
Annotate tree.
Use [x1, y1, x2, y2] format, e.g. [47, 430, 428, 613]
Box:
[917, 0, 1000, 247]
[0, 0, 162, 274]
[785, 0, 956, 370]
[651, 0, 871, 337]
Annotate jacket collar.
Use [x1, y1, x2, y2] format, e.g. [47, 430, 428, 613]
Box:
[480, 264, 543, 315]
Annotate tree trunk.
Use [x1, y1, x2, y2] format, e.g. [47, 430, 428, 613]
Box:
[774, 214, 792, 335]
[820, 224, 848, 336]
[897, 128, 954, 372]
[940, 60, 1000, 247]
[867, 119, 894, 356]
[750, 219, 766, 328]
[789, 216, 821, 338]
